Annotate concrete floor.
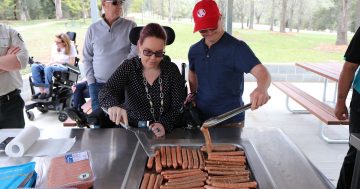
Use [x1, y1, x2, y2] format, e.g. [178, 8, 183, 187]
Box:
[23, 81, 349, 186]
[243, 82, 348, 186]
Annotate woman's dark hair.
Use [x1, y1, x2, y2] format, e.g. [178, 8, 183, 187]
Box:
[138, 23, 167, 45]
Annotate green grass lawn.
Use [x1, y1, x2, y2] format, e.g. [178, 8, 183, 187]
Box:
[235, 30, 345, 63]
[6, 18, 347, 74]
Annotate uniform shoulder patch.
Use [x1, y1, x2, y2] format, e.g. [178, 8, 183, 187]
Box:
[17, 33, 24, 42]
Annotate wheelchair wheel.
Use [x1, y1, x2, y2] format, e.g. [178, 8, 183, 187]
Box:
[26, 111, 35, 121]
[37, 106, 49, 113]
[58, 112, 68, 122]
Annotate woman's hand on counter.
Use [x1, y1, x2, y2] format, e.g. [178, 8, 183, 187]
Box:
[149, 122, 165, 137]
[108, 106, 128, 126]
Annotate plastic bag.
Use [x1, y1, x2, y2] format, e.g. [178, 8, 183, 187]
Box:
[0, 162, 37, 188]
[180, 100, 203, 129]
[36, 151, 95, 189]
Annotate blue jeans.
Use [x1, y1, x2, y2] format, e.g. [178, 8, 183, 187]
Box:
[31, 64, 67, 87]
[72, 81, 89, 110]
[88, 82, 105, 128]
[88, 82, 105, 113]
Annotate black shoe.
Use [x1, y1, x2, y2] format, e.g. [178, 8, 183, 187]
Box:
[31, 92, 41, 99]
[65, 107, 89, 128]
[38, 93, 50, 99]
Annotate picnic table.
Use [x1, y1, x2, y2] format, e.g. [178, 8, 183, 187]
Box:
[273, 62, 348, 144]
[296, 62, 343, 102]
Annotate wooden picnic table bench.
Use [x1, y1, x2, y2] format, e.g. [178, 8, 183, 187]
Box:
[273, 81, 349, 143]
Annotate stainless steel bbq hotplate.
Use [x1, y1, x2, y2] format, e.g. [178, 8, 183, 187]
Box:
[121, 139, 276, 189]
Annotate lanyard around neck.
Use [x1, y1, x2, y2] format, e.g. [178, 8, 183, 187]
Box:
[142, 72, 164, 122]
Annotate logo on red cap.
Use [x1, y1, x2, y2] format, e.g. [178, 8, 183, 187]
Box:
[192, 0, 221, 33]
[197, 9, 206, 18]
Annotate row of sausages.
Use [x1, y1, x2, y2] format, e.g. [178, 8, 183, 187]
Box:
[203, 146, 257, 189]
[141, 169, 207, 189]
[141, 145, 257, 189]
[147, 146, 206, 173]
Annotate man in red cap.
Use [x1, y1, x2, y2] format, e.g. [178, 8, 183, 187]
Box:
[187, 0, 271, 126]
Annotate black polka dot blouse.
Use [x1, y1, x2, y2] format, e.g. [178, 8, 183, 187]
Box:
[99, 56, 186, 133]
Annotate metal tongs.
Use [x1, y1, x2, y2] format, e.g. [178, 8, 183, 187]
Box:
[117, 122, 155, 157]
[202, 103, 252, 128]
[102, 108, 155, 157]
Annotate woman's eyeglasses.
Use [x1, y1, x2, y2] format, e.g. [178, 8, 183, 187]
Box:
[106, 0, 123, 6]
[143, 49, 165, 58]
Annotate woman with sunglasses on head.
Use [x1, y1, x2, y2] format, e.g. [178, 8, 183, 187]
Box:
[31, 33, 77, 99]
[99, 23, 186, 137]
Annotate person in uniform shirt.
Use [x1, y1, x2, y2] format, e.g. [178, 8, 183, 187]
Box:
[335, 26, 360, 189]
[0, 24, 29, 128]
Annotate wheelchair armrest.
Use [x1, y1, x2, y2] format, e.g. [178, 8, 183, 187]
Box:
[62, 63, 80, 74]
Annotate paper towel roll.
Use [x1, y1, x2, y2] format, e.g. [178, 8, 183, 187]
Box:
[5, 126, 40, 157]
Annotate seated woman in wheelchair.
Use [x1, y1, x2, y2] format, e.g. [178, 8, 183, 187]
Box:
[99, 23, 185, 137]
[31, 33, 78, 99]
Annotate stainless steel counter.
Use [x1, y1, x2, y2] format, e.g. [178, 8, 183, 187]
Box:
[0, 127, 334, 189]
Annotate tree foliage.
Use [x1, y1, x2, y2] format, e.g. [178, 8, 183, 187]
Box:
[0, 0, 16, 20]
[312, 7, 337, 31]
[0, 0, 358, 37]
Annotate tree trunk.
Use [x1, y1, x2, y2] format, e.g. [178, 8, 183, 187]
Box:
[249, 0, 254, 29]
[13, 2, 18, 20]
[81, 0, 87, 19]
[336, 0, 348, 45]
[296, 0, 304, 32]
[308, 13, 313, 30]
[55, 0, 63, 20]
[289, 0, 295, 32]
[160, 0, 164, 20]
[270, 0, 275, 31]
[255, 12, 261, 24]
[355, 0, 360, 30]
[15, 0, 28, 20]
[24, 0, 30, 20]
[241, 0, 245, 29]
[280, 0, 287, 33]
[168, 0, 173, 23]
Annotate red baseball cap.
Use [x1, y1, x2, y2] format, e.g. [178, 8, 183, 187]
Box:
[192, 0, 221, 33]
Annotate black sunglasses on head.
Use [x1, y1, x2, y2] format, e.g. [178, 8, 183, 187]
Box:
[106, 0, 123, 6]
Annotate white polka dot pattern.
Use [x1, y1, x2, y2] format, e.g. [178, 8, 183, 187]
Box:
[99, 56, 186, 132]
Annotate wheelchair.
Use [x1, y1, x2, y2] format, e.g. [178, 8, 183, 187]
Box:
[25, 32, 81, 122]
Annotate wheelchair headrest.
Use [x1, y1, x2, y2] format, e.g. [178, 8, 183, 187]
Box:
[129, 26, 175, 46]
[66, 31, 76, 43]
